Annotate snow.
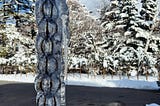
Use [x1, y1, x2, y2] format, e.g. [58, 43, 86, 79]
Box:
[136, 29, 149, 39]
[67, 74, 159, 90]
[5, 25, 33, 44]
[0, 74, 159, 106]
[111, 0, 119, 5]
[130, 69, 137, 76]
[0, 73, 159, 90]
[120, 13, 128, 18]
[0, 58, 8, 64]
[0, 73, 35, 83]
[104, 11, 114, 16]
[146, 103, 160, 106]
[69, 56, 88, 68]
[0, 0, 160, 105]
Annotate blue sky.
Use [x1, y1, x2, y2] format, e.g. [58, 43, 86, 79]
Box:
[78, 0, 160, 18]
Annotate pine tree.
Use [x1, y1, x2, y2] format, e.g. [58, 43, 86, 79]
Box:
[140, 0, 158, 53]
[100, 0, 123, 55]
[100, 0, 160, 76]
[101, 0, 121, 34]
[140, 0, 157, 30]
[100, 0, 157, 51]
[120, 0, 144, 49]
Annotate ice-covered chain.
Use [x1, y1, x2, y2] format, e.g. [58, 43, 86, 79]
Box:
[35, 0, 69, 105]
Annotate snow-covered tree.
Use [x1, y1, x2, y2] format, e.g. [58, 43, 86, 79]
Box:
[0, 0, 36, 74]
[100, 0, 160, 77]
[100, 0, 123, 57]
[67, 0, 103, 69]
[139, 0, 158, 53]
[0, 0, 33, 26]
[140, 0, 157, 30]
[101, 0, 122, 34]
[0, 24, 36, 66]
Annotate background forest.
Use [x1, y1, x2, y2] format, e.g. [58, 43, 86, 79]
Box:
[0, 0, 160, 80]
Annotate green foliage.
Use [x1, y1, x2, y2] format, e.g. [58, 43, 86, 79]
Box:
[0, 46, 9, 57]
[0, 32, 8, 46]
[0, 24, 5, 29]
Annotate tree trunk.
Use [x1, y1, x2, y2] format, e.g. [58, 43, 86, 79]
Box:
[35, 0, 69, 106]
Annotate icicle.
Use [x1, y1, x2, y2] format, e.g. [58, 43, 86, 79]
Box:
[63, 36, 69, 80]
[61, 14, 69, 80]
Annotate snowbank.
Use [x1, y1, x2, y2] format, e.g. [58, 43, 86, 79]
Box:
[66, 74, 159, 90]
[146, 103, 160, 106]
[0, 73, 159, 90]
[0, 73, 35, 83]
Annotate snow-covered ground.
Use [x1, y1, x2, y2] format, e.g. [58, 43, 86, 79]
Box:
[0, 73, 159, 106]
[146, 103, 160, 106]
[0, 73, 35, 83]
[66, 74, 160, 90]
[0, 73, 159, 90]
